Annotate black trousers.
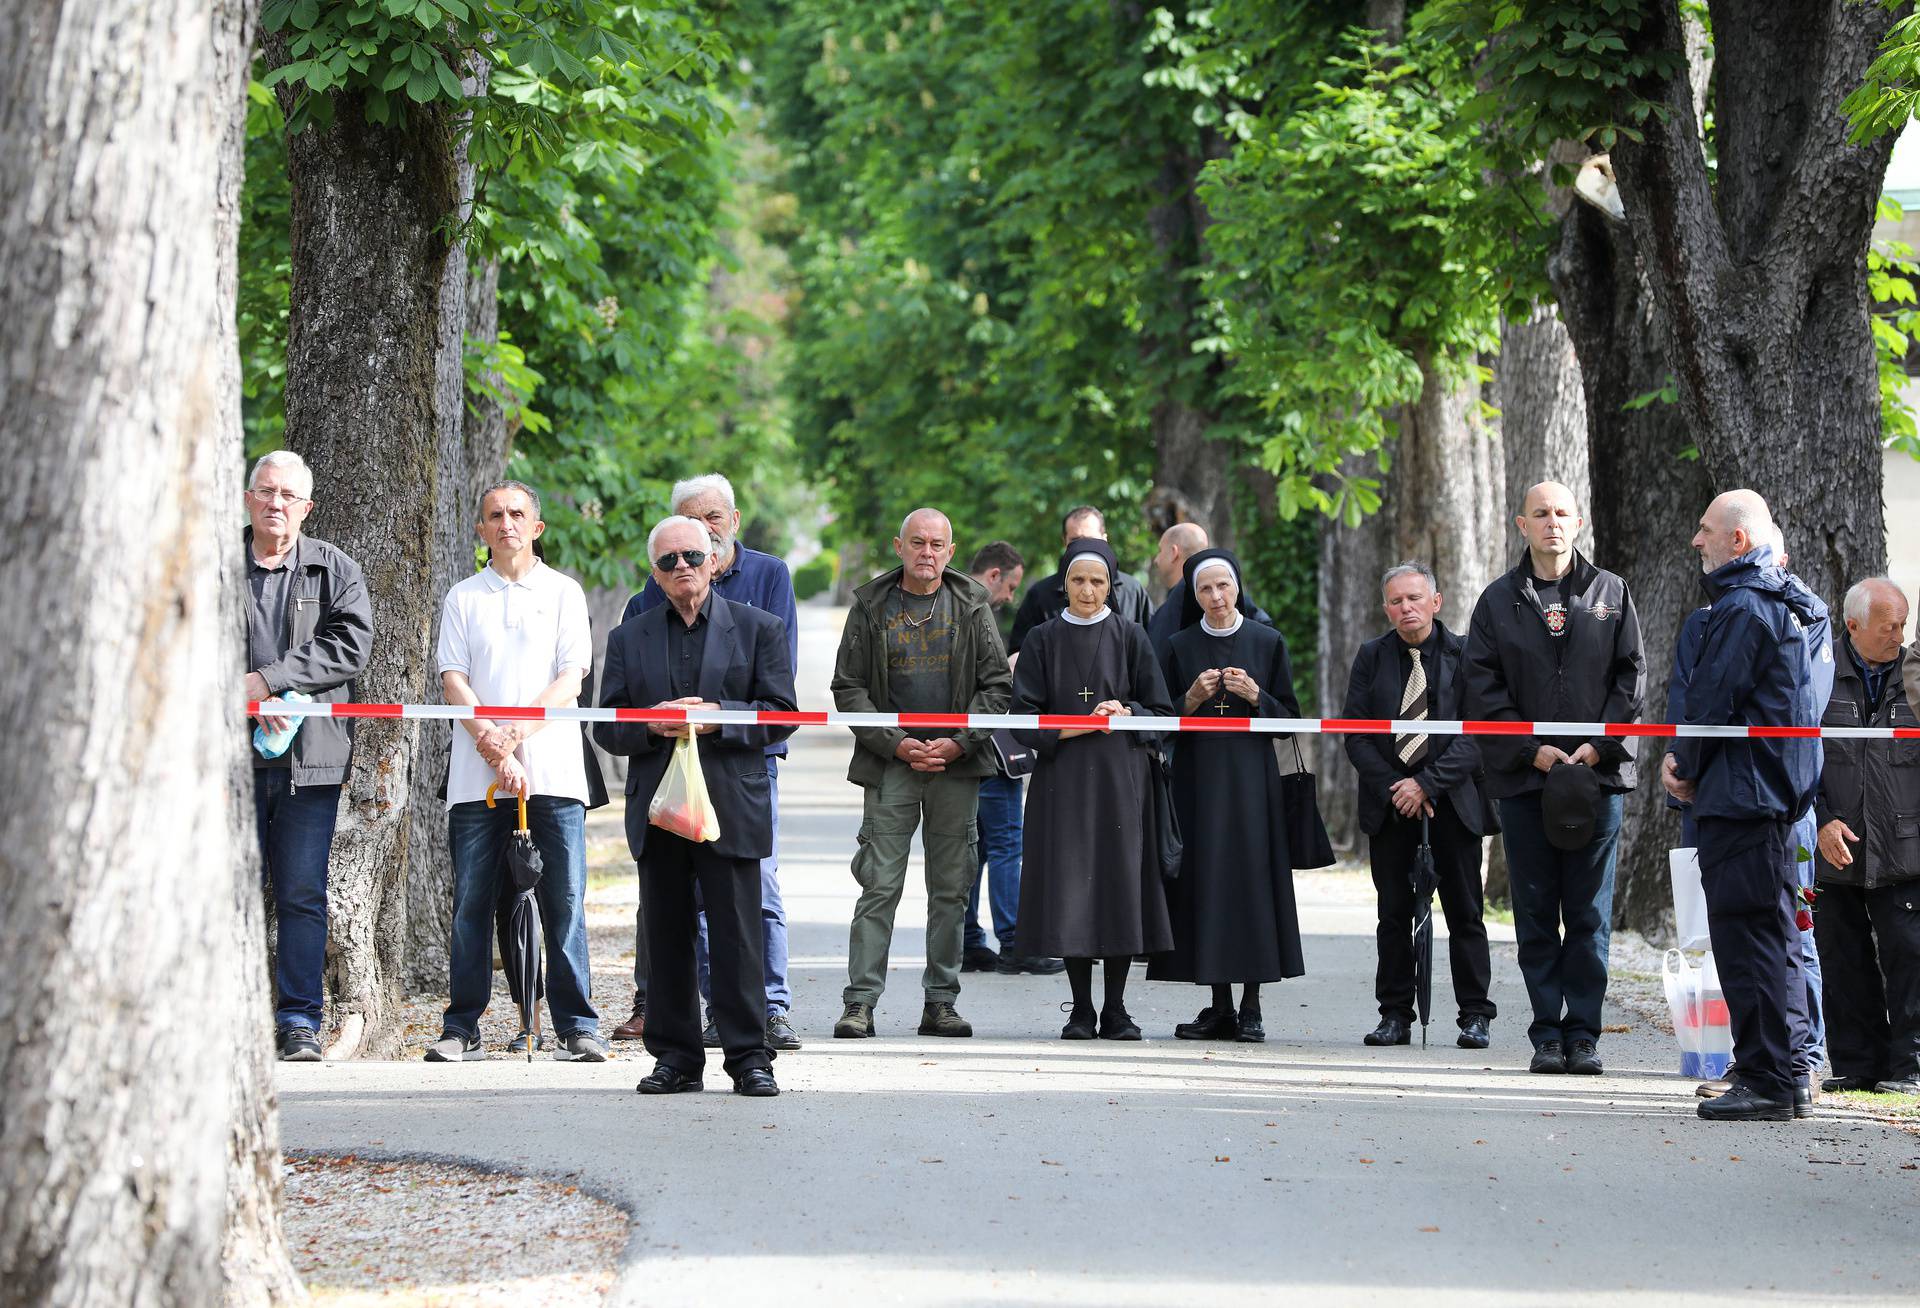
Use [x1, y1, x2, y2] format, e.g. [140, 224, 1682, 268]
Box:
[639, 834, 770, 1079]
[1815, 880, 1920, 1083]
[1369, 797, 1495, 1026]
[1697, 817, 1808, 1103]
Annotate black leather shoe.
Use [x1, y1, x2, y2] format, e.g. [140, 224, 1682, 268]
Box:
[1456, 1016, 1490, 1050]
[995, 953, 1068, 975]
[1060, 1003, 1097, 1040]
[1099, 1006, 1142, 1041]
[636, 1064, 703, 1095]
[1363, 1017, 1411, 1047]
[1565, 1038, 1603, 1076]
[1794, 1080, 1814, 1119]
[733, 1067, 779, 1097]
[1235, 1013, 1266, 1043]
[1175, 1006, 1239, 1041]
[1697, 1083, 1793, 1121]
[1529, 1040, 1566, 1074]
[962, 945, 1000, 973]
[1820, 1074, 1878, 1093]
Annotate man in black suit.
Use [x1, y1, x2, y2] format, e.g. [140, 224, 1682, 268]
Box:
[595, 515, 798, 1097]
[1342, 561, 1497, 1050]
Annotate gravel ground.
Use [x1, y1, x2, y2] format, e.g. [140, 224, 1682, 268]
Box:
[282, 1152, 627, 1306]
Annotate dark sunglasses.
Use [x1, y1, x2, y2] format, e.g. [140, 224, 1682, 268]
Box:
[655, 549, 708, 572]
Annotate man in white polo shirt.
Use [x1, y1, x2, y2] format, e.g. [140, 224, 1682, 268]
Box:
[425, 480, 607, 1062]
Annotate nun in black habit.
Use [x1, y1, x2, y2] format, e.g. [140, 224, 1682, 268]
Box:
[1149, 548, 1307, 1041]
[1011, 537, 1174, 1040]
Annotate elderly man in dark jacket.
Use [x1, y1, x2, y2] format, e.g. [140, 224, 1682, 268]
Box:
[830, 508, 1013, 1040]
[241, 450, 375, 1063]
[1816, 577, 1920, 1097]
[1665, 490, 1825, 1121]
[1344, 562, 1497, 1050]
[1466, 481, 1645, 1078]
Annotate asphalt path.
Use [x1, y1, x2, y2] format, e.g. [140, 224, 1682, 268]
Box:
[278, 605, 1920, 1306]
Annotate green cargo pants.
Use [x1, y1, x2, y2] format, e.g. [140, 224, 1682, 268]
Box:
[843, 762, 981, 1007]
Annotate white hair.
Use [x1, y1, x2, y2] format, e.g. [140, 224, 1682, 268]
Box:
[1845, 577, 1903, 625]
[1714, 488, 1772, 541]
[249, 450, 313, 499]
[647, 515, 710, 562]
[670, 473, 736, 515]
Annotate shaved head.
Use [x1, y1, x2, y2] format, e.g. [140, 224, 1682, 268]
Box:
[1516, 481, 1582, 575]
[1153, 521, 1210, 587]
[898, 507, 952, 541]
[1693, 488, 1776, 573]
[1521, 481, 1579, 516]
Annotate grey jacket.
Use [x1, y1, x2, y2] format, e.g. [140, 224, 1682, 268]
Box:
[830, 566, 1013, 787]
[1817, 633, 1920, 889]
[246, 529, 375, 787]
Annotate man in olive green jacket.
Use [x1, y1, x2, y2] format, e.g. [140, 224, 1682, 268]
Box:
[830, 508, 1013, 1039]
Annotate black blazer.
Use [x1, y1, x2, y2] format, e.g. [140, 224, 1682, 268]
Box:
[593, 595, 797, 862]
[1341, 621, 1494, 837]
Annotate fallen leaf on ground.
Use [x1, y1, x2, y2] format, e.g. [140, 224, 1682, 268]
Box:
[1214, 1156, 1230, 1163]
[1358, 1158, 1374, 1165]
[1041, 1160, 1062, 1167]
[1601, 1024, 1631, 1034]
[1418, 1226, 1439, 1233]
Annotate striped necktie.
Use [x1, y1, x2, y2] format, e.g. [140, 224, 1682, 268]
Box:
[1397, 648, 1429, 766]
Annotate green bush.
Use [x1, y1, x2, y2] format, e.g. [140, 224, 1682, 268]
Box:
[792, 553, 836, 601]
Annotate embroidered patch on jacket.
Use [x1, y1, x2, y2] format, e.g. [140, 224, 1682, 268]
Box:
[1545, 603, 1568, 634]
[1588, 601, 1618, 621]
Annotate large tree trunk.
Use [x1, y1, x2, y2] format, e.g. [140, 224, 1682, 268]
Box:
[1143, 97, 1236, 553]
[405, 122, 498, 989]
[1550, 191, 1713, 937]
[1317, 451, 1399, 857]
[1610, 0, 1898, 607]
[274, 78, 464, 1056]
[0, 0, 299, 1302]
[1496, 306, 1594, 556]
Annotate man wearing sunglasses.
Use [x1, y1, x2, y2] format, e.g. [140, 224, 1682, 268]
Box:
[597, 516, 798, 1096]
[616, 474, 802, 1052]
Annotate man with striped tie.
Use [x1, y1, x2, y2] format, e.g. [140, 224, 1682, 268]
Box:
[1343, 562, 1498, 1050]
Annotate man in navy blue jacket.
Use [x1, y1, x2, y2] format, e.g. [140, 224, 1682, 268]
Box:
[616, 474, 803, 1052]
[1664, 490, 1825, 1121]
[1663, 524, 1832, 1101]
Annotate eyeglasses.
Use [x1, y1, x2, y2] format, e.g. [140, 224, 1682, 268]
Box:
[249, 488, 308, 505]
[655, 549, 708, 572]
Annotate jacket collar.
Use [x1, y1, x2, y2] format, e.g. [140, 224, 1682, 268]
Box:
[1509, 546, 1598, 597]
[853, 565, 989, 617]
[243, 526, 309, 573]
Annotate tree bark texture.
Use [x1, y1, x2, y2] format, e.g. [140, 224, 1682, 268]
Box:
[0, 1, 299, 1303]
[1549, 198, 1712, 937]
[1495, 305, 1594, 557]
[1144, 120, 1236, 552]
[275, 78, 463, 1055]
[1610, 0, 1900, 607]
[404, 163, 496, 990]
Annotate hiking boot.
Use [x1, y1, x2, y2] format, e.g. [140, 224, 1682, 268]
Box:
[276, 1028, 323, 1063]
[834, 1001, 876, 1038]
[918, 1001, 973, 1037]
[555, 1031, 609, 1063]
[766, 1012, 802, 1050]
[962, 944, 1000, 972]
[424, 1032, 485, 1062]
[611, 999, 646, 1041]
[507, 1028, 550, 1055]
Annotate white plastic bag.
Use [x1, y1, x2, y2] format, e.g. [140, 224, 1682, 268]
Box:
[1661, 948, 1731, 1079]
[649, 735, 721, 843]
[1668, 847, 1711, 951]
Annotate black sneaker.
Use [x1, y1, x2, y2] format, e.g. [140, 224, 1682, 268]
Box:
[277, 1028, 323, 1062]
[1565, 1038, 1603, 1076]
[1529, 1040, 1566, 1074]
[766, 1012, 802, 1050]
[702, 1014, 720, 1048]
[1697, 1082, 1793, 1121]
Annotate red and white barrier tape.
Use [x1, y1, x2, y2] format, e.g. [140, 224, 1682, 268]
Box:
[245, 702, 1910, 740]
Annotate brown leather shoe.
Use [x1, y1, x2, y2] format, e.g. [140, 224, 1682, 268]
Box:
[611, 1000, 646, 1042]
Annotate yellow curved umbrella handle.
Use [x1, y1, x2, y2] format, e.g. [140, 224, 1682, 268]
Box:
[484, 782, 530, 832]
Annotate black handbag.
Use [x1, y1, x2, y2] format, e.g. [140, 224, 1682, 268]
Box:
[1274, 735, 1335, 870]
[989, 728, 1037, 779]
[1148, 747, 1184, 879]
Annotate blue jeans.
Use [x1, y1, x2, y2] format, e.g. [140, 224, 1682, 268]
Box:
[254, 769, 341, 1034]
[1500, 791, 1624, 1049]
[695, 758, 790, 1016]
[966, 774, 1024, 950]
[444, 796, 597, 1040]
[1791, 808, 1826, 1071]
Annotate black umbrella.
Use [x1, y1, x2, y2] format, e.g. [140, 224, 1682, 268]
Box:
[1410, 812, 1437, 1048]
[489, 783, 545, 1063]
